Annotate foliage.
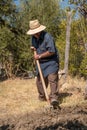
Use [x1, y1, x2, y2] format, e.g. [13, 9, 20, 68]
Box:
[19, 0, 61, 39]
[79, 52, 87, 78]
[0, 0, 87, 79]
[0, 0, 17, 77]
[69, 19, 87, 77]
[56, 17, 87, 78]
[0, 0, 61, 78]
[62, 0, 87, 18]
[56, 20, 66, 69]
[0, 0, 33, 77]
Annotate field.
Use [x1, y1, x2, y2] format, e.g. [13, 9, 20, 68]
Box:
[0, 76, 87, 130]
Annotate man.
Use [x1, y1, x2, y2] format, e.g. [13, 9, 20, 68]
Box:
[27, 19, 59, 106]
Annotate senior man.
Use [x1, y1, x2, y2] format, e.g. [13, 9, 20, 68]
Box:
[27, 19, 59, 106]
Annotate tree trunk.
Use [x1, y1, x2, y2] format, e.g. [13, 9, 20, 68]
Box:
[64, 10, 73, 79]
[85, 43, 87, 96]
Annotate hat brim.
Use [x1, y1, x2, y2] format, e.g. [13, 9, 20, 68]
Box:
[26, 25, 46, 35]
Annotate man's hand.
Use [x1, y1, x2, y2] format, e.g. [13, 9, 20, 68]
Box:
[31, 46, 41, 60]
[34, 54, 41, 60]
[30, 46, 36, 51]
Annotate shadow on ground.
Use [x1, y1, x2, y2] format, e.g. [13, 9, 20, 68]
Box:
[0, 104, 87, 130]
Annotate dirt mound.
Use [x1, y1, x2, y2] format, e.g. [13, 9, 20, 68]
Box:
[0, 104, 87, 130]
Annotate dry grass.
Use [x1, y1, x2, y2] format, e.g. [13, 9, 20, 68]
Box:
[0, 76, 87, 118]
[0, 78, 47, 118]
[59, 76, 86, 106]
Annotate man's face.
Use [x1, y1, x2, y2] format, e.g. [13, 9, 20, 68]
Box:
[33, 32, 41, 39]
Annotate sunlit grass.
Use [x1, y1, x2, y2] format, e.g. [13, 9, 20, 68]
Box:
[0, 78, 47, 117]
[0, 76, 86, 118]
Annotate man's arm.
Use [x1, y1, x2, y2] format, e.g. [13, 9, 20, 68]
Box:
[39, 51, 55, 58]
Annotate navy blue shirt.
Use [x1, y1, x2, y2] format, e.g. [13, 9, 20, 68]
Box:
[32, 31, 59, 77]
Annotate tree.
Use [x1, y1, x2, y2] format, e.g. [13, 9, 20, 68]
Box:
[0, 0, 62, 78]
[64, 9, 73, 78]
[56, 19, 66, 70]
[0, 0, 18, 78]
[19, 0, 61, 39]
[59, 0, 87, 78]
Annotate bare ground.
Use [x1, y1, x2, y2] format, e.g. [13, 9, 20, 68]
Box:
[0, 77, 87, 130]
[0, 104, 87, 130]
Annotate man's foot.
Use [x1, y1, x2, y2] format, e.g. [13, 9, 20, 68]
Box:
[50, 98, 59, 109]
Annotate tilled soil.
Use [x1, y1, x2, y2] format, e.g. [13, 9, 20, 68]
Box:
[0, 104, 87, 130]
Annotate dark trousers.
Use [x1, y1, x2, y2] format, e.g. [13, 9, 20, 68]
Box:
[36, 71, 59, 100]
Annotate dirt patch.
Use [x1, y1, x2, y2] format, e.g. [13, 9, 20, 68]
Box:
[0, 104, 87, 130]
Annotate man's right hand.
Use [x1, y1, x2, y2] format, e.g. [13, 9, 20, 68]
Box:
[30, 46, 36, 51]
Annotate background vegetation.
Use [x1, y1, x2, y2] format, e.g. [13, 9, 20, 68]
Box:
[0, 0, 87, 79]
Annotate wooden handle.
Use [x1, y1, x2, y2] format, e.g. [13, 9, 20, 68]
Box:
[34, 51, 50, 103]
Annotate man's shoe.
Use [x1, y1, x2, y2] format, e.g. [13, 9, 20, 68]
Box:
[50, 98, 58, 106]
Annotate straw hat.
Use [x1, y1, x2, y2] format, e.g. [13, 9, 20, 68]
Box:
[27, 19, 46, 35]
